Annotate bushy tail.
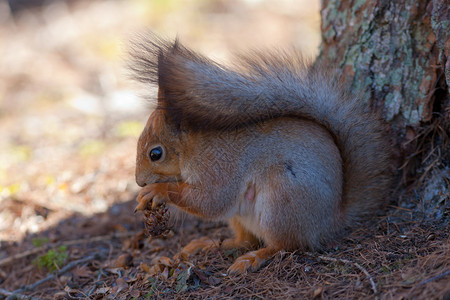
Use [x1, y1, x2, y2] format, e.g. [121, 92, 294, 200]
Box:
[130, 35, 393, 224]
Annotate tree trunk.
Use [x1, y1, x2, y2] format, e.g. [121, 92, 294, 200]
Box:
[316, 0, 449, 218]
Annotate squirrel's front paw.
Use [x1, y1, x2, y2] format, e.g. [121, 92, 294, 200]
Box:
[135, 184, 167, 211]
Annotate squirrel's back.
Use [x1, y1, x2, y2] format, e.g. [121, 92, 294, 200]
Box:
[130, 35, 393, 227]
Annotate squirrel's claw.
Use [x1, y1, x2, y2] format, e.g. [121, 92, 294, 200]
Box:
[135, 200, 149, 212]
[135, 184, 169, 212]
[136, 187, 156, 211]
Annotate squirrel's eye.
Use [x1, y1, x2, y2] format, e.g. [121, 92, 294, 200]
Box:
[149, 146, 164, 161]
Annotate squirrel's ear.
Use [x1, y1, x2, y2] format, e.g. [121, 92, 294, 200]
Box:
[155, 38, 215, 99]
[129, 34, 201, 89]
[156, 87, 165, 106]
[153, 87, 182, 130]
[129, 34, 207, 103]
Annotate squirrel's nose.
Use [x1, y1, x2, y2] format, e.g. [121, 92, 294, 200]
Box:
[136, 174, 147, 187]
[137, 181, 146, 187]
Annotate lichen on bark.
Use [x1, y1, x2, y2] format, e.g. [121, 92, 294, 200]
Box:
[317, 0, 443, 130]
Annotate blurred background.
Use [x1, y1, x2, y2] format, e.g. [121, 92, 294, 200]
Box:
[0, 0, 320, 241]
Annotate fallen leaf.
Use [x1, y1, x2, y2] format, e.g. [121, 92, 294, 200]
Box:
[107, 268, 124, 276]
[129, 288, 140, 298]
[175, 251, 189, 262]
[59, 275, 71, 285]
[115, 253, 133, 268]
[193, 268, 208, 283]
[208, 276, 221, 286]
[94, 287, 110, 295]
[313, 286, 323, 298]
[141, 263, 164, 276]
[140, 263, 151, 273]
[175, 267, 192, 293]
[54, 291, 67, 299]
[72, 266, 93, 278]
[64, 285, 81, 294]
[161, 267, 169, 280]
[152, 256, 173, 267]
[115, 277, 128, 294]
[401, 273, 420, 284]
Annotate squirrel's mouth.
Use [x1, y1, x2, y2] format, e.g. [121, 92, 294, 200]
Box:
[137, 176, 181, 187]
[154, 179, 180, 184]
[152, 175, 182, 184]
[137, 170, 183, 187]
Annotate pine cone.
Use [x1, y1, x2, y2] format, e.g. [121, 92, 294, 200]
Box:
[143, 203, 171, 238]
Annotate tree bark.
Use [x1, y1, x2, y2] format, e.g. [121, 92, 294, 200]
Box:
[316, 0, 449, 217]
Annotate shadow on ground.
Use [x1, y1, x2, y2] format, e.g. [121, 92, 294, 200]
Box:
[0, 198, 448, 299]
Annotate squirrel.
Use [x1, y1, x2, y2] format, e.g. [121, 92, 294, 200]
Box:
[130, 35, 393, 274]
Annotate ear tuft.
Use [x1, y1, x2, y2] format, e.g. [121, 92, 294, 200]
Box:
[128, 33, 174, 85]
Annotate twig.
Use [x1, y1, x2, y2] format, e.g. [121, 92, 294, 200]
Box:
[22, 253, 100, 292]
[0, 231, 138, 267]
[306, 252, 378, 295]
[0, 254, 98, 299]
[417, 269, 450, 287]
[0, 247, 44, 268]
[0, 253, 101, 300]
[0, 288, 38, 300]
[417, 157, 439, 185]
[404, 269, 450, 298]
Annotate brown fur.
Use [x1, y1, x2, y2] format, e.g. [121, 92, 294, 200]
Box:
[131, 35, 393, 274]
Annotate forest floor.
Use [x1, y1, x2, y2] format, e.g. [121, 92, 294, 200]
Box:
[0, 0, 449, 299]
[0, 200, 449, 299]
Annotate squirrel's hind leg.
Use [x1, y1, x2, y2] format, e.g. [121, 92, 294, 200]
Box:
[177, 217, 276, 274]
[222, 216, 260, 250]
[178, 217, 259, 259]
[226, 217, 278, 274]
[227, 245, 280, 274]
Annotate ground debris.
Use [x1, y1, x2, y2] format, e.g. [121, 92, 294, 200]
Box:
[2, 208, 448, 299]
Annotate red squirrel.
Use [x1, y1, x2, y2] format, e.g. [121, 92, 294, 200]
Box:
[131, 35, 393, 274]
